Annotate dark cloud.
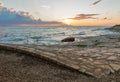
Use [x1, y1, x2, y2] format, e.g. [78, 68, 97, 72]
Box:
[91, 0, 102, 6]
[69, 14, 99, 20]
[103, 17, 107, 20]
[0, 2, 62, 26]
[103, 17, 111, 20]
[0, 7, 39, 25]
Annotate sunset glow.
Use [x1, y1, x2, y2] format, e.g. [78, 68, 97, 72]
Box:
[61, 19, 73, 25]
[0, 0, 120, 26]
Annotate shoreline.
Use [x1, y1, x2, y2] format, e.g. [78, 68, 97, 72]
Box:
[0, 43, 120, 76]
[0, 25, 120, 81]
[0, 46, 120, 82]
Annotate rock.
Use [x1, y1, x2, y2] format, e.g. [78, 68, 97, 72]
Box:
[79, 32, 86, 35]
[107, 56, 117, 60]
[106, 25, 120, 32]
[61, 37, 75, 42]
[109, 64, 120, 71]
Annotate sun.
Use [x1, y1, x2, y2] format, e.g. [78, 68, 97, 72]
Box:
[62, 19, 72, 25]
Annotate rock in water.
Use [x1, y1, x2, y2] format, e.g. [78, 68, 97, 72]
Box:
[61, 37, 75, 42]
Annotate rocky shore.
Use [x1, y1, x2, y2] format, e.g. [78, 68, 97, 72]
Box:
[0, 45, 120, 82]
[61, 25, 120, 48]
[106, 25, 120, 32]
[0, 25, 120, 82]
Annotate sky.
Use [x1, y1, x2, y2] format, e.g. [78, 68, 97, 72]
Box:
[0, 0, 120, 26]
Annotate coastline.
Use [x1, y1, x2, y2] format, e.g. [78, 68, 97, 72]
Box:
[0, 25, 120, 81]
[0, 44, 120, 82]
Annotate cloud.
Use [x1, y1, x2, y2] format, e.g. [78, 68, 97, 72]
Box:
[69, 14, 99, 20]
[41, 5, 51, 9]
[0, 7, 37, 24]
[0, 2, 4, 7]
[9, 8, 15, 12]
[91, 0, 102, 6]
[103, 17, 107, 20]
[0, 2, 62, 26]
[102, 17, 111, 20]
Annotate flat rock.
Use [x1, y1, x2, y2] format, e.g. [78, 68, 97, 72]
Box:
[0, 44, 120, 78]
[110, 64, 120, 71]
[107, 56, 117, 60]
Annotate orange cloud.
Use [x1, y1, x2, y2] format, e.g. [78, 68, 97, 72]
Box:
[69, 14, 99, 20]
[19, 12, 35, 20]
[70, 19, 114, 26]
[22, 12, 29, 16]
[9, 8, 15, 12]
[0, 2, 4, 7]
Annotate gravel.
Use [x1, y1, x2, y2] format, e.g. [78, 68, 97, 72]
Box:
[0, 50, 120, 82]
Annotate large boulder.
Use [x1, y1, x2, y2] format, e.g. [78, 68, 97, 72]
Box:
[61, 37, 75, 42]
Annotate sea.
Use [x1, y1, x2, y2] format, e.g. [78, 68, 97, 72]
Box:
[0, 26, 118, 45]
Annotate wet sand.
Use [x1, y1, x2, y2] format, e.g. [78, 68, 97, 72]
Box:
[0, 49, 120, 82]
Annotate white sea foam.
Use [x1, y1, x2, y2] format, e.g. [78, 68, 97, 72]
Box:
[0, 26, 118, 45]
